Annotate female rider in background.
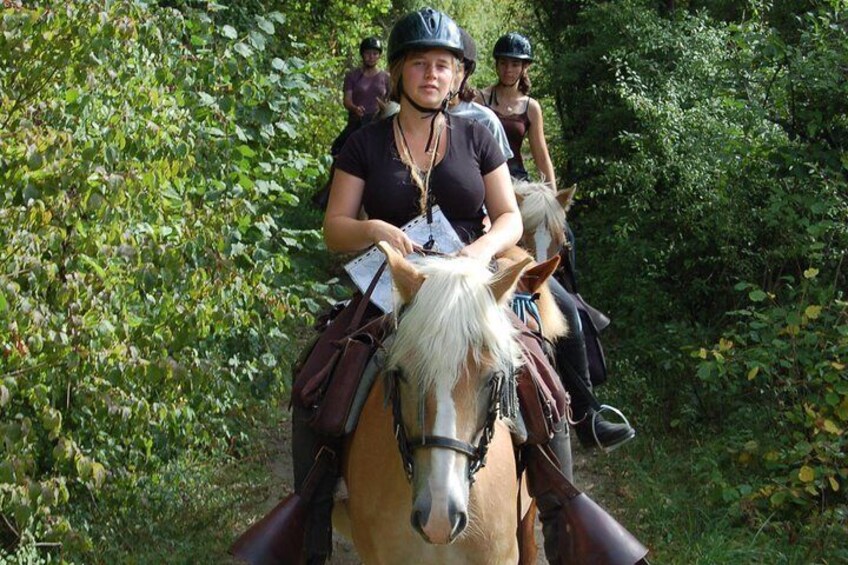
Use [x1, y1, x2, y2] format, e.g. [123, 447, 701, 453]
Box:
[479, 32, 637, 453]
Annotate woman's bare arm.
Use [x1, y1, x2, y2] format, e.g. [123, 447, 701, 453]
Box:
[527, 98, 556, 189]
[323, 169, 416, 255]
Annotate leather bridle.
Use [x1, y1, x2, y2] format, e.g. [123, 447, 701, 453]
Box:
[387, 366, 505, 484]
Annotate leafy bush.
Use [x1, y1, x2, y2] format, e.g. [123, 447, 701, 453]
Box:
[693, 269, 847, 539]
[528, 0, 847, 401]
[528, 0, 848, 546]
[0, 0, 380, 557]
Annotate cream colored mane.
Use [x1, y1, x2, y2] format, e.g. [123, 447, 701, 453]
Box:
[386, 256, 521, 393]
[513, 179, 569, 249]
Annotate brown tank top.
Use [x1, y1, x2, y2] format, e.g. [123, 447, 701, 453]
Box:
[486, 90, 531, 172]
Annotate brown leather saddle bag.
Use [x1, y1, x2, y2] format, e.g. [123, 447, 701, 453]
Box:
[291, 263, 388, 437]
[509, 311, 570, 444]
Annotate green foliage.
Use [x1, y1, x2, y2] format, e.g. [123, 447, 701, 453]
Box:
[0, 0, 378, 558]
[529, 0, 848, 550]
[692, 270, 847, 534]
[584, 436, 848, 563]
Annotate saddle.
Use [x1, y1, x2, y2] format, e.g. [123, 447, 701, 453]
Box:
[292, 255, 570, 446]
[509, 310, 570, 444]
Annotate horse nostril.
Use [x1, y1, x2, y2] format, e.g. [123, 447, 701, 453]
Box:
[410, 509, 426, 536]
[450, 510, 468, 540]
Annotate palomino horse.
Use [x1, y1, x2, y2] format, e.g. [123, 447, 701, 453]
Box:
[514, 179, 576, 264]
[334, 243, 565, 564]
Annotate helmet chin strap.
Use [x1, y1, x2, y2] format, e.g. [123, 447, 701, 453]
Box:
[399, 80, 457, 152]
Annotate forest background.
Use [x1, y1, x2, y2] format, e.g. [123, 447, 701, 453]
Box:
[1, 0, 845, 562]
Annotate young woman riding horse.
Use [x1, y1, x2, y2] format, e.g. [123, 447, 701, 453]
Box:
[291, 8, 576, 564]
[481, 33, 636, 453]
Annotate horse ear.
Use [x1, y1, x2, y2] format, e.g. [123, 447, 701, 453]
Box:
[376, 241, 425, 304]
[556, 184, 577, 211]
[521, 255, 561, 293]
[489, 256, 533, 304]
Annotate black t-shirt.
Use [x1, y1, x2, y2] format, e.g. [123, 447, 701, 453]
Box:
[334, 114, 506, 243]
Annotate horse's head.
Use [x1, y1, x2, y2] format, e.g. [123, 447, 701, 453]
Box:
[514, 179, 576, 263]
[377, 242, 529, 545]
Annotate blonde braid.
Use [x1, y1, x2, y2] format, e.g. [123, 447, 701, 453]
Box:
[388, 51, 459, 214]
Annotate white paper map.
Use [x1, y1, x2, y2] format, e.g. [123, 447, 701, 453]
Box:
[344, 206, 464, 314]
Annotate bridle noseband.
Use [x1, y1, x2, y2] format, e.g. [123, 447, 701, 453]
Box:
[388, 366, 505, 484]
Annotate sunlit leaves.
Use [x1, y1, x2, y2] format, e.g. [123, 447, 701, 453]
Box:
[0, 0, 343, 555]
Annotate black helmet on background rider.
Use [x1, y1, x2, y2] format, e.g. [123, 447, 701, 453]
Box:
[493, 32, 533, 62]
[459, 28, 477, 77]
[387, 7, 463, 65]
[359, 36, 382, 55]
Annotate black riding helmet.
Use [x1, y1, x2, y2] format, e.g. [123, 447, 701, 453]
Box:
[387, 7, 463, 65]
[359, 36, 382, 55]
[493, 32, 533, 62]
[459, 28, 477, 76]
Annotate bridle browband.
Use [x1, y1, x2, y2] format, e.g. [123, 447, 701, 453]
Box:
[387, 365, 506, 484]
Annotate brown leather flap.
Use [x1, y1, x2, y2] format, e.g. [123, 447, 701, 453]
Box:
[229, 493, 306, 565]
[309, 330, 380, 436]
[559, 494, 649, 565]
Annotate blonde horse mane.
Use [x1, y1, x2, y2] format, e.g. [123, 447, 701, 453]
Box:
[386, 256, 522, 393]
[513, 179, 575, 252]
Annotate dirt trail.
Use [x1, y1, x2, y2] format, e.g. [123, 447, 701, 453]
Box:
[261, 410, 602, 564]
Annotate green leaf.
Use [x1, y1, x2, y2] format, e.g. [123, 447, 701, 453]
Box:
[79, 255, 106, 279]
[27, 146, 43, 170]
[804, 305, 822, 319]
[248, 31, 266, 51]
[798, 466, 815, 483]
[237, 145, 256, 158]
[220, 25, 237, 39]
[234, 42, 253, 58]
[748, 290, 767, 302]
[256, 16, 274, 35]
[770, 490, 787, 507]
[198, 92, 216, 107]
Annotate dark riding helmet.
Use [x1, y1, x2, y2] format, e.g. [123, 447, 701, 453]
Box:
[459, 28, 477, 76]
[387, 7, 463, 65]
[493, 32, 533, 62]
[359, 36, 382, 55]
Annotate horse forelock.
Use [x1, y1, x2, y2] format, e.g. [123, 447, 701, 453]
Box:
[514, 181, 567, 249]
[388, 257, 520, 393]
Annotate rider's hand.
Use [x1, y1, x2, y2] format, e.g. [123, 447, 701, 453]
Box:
[367, 220, 418, 256]
[354, 105, 366, 117]
[458, 244, 493, 265]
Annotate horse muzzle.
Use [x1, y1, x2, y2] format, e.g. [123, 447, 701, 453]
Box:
[411, 499, 468, 544]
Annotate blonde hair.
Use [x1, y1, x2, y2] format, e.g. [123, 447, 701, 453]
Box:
[389, 50, 462, 214]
